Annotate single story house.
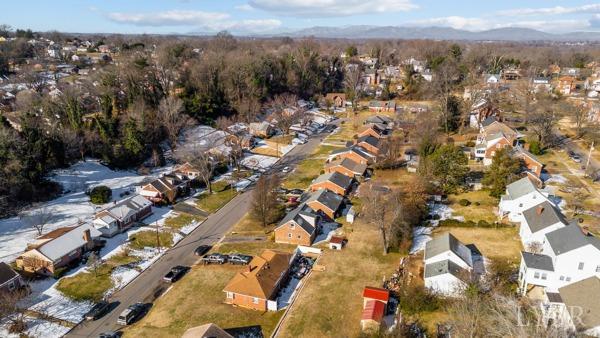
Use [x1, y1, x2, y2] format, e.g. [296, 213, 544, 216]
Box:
[274, 203, 321, 246]
[423, 233, 475, 296]
[223, 250, 293, 311]
[325, 158, 368, 179]
[358, 124, 387, 139]
[16, 223, 101, 275]
[93, 195, 153, 237]
[309, 172, 353, 196]
[304, 188, 344, 219]
[354, 135, 382, 155]
[249, 121, 274, 138]
[365, 115, 393, 127]
[368, 101, 396, 113]
[139, 177, 180, 204]
[173, 162, 201, 180]
[0, 262, 26, 293]
[325, 93, 346, 108]
[328, 146, 376, 165]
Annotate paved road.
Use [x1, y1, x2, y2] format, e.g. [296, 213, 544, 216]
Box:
[67, 126, 334, 338]
[554, 129, 599, 174]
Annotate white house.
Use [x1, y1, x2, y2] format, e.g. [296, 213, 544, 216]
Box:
[485, 73, 501, 84]
[93, 195, 153, 237]
[519, 201, 567, 248]
[423, 233, 475, 296]
[498, 177, 552, 223]
[518, 224, 600, 295]
[541, 277, 600, 337]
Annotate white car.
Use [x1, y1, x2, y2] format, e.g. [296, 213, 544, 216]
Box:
[292, 138, 308, 145]
[282, 166, 291, 173]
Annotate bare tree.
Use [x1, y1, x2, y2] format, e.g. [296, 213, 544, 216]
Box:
[20, 206, 54, 236]
[158, 96, 190, 149]
[566, 101, 587, 139]
[268, 93, 302, 135]
[250, 174, 281, 227]
[0, 288, 30, 334]
[529, 105, 557, 149]
[344, 64, 362, 113]
[86, 252, 102, 277]
[360, 183, 401, 254]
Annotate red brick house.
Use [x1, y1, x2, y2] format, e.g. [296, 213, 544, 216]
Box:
[309, 172, 353, 196]
[304, 189, 344, 219]
[325, 158, 368, 179]
[274, 204, 321, 246]
[358, 124, 387, 139]
[328, 146, 376, 165]
[354, 135, 381, 155]
[223, 250, 292, 311]
[15, 223, 102, 275]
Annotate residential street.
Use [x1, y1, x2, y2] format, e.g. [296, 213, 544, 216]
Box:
[66, 126, 334, 338]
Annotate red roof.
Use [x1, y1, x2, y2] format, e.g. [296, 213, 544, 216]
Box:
[330, 236, 345, 244]
[361, 299, 386, 322]
[362, 286, 390, 302]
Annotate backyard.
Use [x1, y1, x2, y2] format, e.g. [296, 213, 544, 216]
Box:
[282, 145, 337, 190]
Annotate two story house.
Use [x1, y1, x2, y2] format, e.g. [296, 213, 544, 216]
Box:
[274, 204, 321, 246]
[423, 233, 475, 296]
[498, 177, 552, 223]
[519, 201, 567, 248]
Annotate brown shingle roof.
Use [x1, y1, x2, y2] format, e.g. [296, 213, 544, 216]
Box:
[223, 249, 292, 299]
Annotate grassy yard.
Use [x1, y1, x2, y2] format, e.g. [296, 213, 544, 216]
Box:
[123, 242, 294, 338]
[277, 217, 402, 337]
[281, 145, 337, 190]
[447, 190, 499, 223]
[196, 189, 238, 213]
[56, 251, 142, 302]
[129, 230, 174, 250]
[164, 213, 203, 229]
[432, 226, 522, 263]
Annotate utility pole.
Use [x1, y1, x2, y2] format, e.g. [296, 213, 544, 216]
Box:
[155, 221, 160, 253]
[585, 141, 595, 175]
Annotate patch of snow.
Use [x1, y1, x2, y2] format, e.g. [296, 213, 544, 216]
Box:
[240, 154, 279, 172]
[544, 173, 568, 184]
[409, 226, 432, 254]
[428, 202, 453, 226]
[0, 315, 71, 338]
[277, 277, 302, 310]
[313, 222, 340, 245]
[0, 160, 161, 263]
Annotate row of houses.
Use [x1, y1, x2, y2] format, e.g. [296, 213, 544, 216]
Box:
[474, 117, 544, 184]
[499, 177, 600, 336]
[274, 116, 392, 247]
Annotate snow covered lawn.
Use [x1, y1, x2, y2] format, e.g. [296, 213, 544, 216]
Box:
[240, 154, 279, 172]
[0, 160, 151, 263]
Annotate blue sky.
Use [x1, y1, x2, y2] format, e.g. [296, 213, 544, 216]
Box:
[1, 1, 599, 34]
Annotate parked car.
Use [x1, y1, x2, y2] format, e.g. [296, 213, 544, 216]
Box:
[228, 254, 252, 265]
[282, 166, 291, 173]
[194, 245, 212, 256]
[570, 154, 582, 163]
[163, 266, 188, 283]
[98, 331, 120, 338]
[84, 301, 110, 321]
[201, 253, 229, 265]
[288, 189, 304, 196]
[292, 138, 307, 145]
[117, 303, 146, 325]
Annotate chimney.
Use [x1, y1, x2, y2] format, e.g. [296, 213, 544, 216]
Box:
[536, 206, 544, 215]
[83, 229, 91, 242]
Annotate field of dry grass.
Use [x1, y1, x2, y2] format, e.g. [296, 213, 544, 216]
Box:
[447, 190, 499, 223]
[276, 218, 402, 338]
[123, 241, 294, 338]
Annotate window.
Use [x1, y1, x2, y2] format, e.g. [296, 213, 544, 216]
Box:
[519, 203, 523, 208]
[534, 272, 540, 279]
[578, 262, 585, 270]
[560, 276, 565, 281]
[288, 233, 292, 238]
[596, 265, 600, 273]
[226, 292, 234, 299]
[297, 235, 301, 239]
[566, 277, 571, 282]
[541, 273, 547, 280]
[252, 297, 259, 304]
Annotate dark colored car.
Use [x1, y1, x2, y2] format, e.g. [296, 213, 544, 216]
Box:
[163, 266, 188, 283]
[228, 254, 252, 265]
[98, 331, 120, 338]
[194, 245, 212, 256]
[84, 301, 110, 321]
[117, 303, 146, 325]
[201, 253, 229, 264]
[288, 189, 304, 196]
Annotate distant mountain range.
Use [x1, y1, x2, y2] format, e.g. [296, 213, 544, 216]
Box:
[263, 26, 600, 42]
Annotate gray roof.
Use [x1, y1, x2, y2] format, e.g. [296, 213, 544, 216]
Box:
[36, 223, 102, 262]
[481, 116, 497, 127]
[512, 146, 543, 165]
[522, 201, 567, 234]
[0, 262, 19, 286]
[277, 203, 319, 235]
[505, 177, 539, 200]
[103, 195, 152, 222]
[546, 224, 600, 256]
[424, 233, 473, 267]
[546, 292, 563, 303]
[330, 146, 374, 160]
[305, 189, 343, 212]
[366, 115, 393, 124]
[424, 259, 470, 281]
[357, 135, 380, 148]
[313, 172, 353, 190]
[521, 251, 554, 271]
[559, 277, 600, 330]
[340, 158, 368, 174]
